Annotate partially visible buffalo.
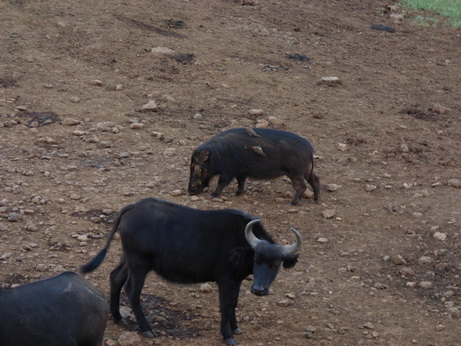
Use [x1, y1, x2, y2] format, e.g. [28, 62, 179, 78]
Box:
[0, 271, 109, 346]
[188, 127, 320, 205]
[80, 198, 302, 345]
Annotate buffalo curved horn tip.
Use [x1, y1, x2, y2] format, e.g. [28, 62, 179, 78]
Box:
[245, 127, 260, 137]
[244, 219, 262, 249]
[283, 228, 303, 256]
[252, 145, 267, 157]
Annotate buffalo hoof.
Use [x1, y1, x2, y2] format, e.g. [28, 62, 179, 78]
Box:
[232, 328, 243, 335]
[115, 318, 129, 328]
[142, 330, 157, 338]
[224, 337, 238, 345]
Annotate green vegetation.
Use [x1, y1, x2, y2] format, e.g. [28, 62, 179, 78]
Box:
[400, 0, 461, 27]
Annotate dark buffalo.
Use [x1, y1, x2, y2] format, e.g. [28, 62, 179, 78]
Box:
[188, 127, 320, 205]
[0, 271, 109, 346]
[80, 198, 301, 345]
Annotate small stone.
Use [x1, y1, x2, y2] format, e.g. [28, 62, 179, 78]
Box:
[418, 256, 432, 264]
[69, 96, 80, 103]
[130, 123, 145, 130]
[317, 237, 328, 244]
[363, 322, 375, 329]
[248, 109, 264, 115]
[435, 324, 445, 331]
[115, 84, 124, 91]
[267, 116, 284, 128]
[448, 179, 461, 188]
[170, 189, 182, 196]
[151, 46, 176, 55]
[199, 283, 212, 293]
[140, 100, 158, 112]
[430, 103, 451, 115]
[163, 148, 176, 157]
[7, 213, 22, 222]
[193, 113, 203, 120]
[90, 79, 103, 86]
[406, 282, 416, 288]
[336, 143, 347, 151]
[319, 76, 342, 86]
[433, 232, 447, 241]
[151, 131, 164, 140]
[419, 281, 432, 289]
[399, 267, 416, 277]
[61, 118, 81, 126]
[326, 184, 340, 192]
[322, 209, 336, 219]
[276, 299, 293, 307]
[392, 255, 406, 265]
[365, 184, 377, 192]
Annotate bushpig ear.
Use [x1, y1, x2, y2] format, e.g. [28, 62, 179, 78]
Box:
[282, 253, 299, 269]
[198, 150, 210, 163]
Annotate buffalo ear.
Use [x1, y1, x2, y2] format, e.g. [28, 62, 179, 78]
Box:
[282, 253, 299, 269]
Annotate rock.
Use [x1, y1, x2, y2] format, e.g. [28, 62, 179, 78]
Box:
[151, 46, 176, 56]
[430, 103, 451, 115]
[7, 213, 22, 222]
[200, 283, 212, 293]
[90, 79, 103, 86]
[435, 324, 445, 331]
[277, 299, 293, 307]
[322, 209, 336, 219]
[418, 256, 432, 264]
[319, 76, 342, 86]
[419, 281, 432, 289]
[399, 267, 416, 277]
[69, 96, 80, 103]
[248, 108, 264, 115]
[193, 113, 203, 120]
[336, 143, 347, 151]
[268, 116, 284, 128]
[317, 237, 328, 244]
[326, 184, 340, 192]
[433, 232, 447, 241]
[115, 84, 124, 91]
[392, 255, 406, 265]
[448, 179, 461, 188]
[365, 184, 377, 192]
[61, 118, 81, 126]
[130, 123, 145, 130]
[170, 189, 182, 196]
[363, 322, 375, 329]
[140, 100, 158, 112]
[163, 148, 176, 157]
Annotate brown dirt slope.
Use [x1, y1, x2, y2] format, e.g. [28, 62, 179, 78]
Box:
[1, 0, 460, 345]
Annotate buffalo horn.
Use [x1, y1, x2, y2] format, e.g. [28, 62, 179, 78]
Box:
[283, 228, 303, 255]
[244, 219, 262, 249]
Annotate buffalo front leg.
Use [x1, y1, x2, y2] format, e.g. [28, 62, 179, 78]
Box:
[124, 266, 156, 338]
[218, 280, 242, 345]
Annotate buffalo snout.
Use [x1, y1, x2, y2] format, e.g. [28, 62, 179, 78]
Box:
[250, 285, 269, 296]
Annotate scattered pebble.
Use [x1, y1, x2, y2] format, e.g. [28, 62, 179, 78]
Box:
[322, 209, 336, 219]
[140, 100, 158, 112]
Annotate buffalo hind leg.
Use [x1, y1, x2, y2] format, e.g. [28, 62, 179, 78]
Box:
[124, 266, 156, 338]
[288, 175, 307, 205]
[218, 280, 242, 345]
[110, 255, 128, 323]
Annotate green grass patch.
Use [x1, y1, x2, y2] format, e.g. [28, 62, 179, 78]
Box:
[400, 0, 461, 27]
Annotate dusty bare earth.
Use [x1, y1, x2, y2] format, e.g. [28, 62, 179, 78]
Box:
[1, 0, 460, 345]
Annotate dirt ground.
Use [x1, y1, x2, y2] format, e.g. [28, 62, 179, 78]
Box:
[1, 0, 460, 345]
